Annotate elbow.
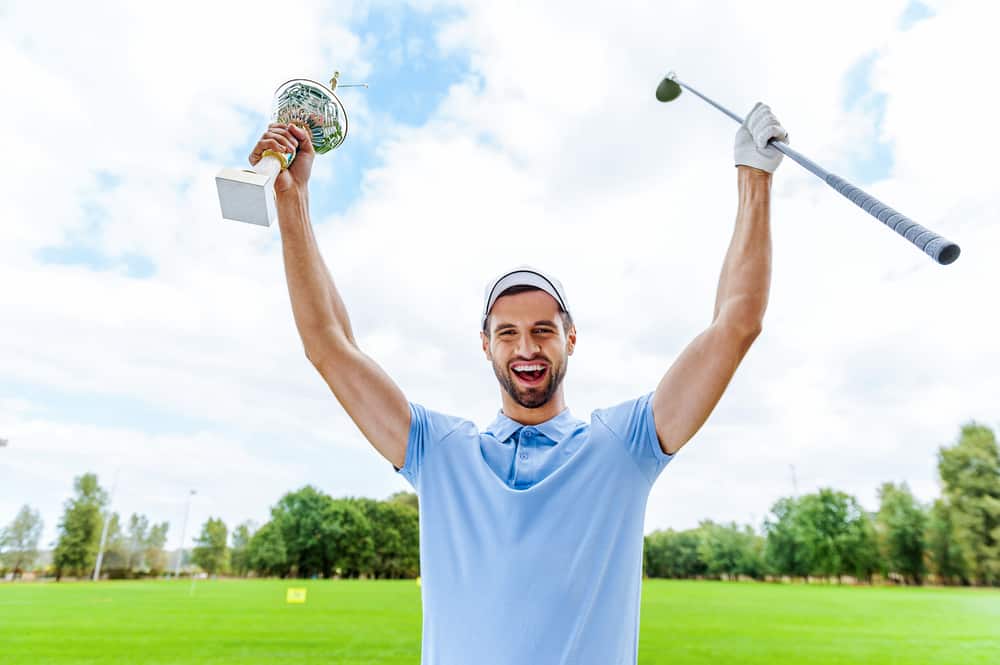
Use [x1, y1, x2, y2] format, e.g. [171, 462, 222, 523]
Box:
[716, 301, 765, 344]
[302, 326, 355, 369]
[742, 319, 763, 342]
[304, 345, 324, 368]
[728, 320, 762, 352]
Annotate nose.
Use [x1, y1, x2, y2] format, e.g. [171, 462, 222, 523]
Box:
[515, 334, 540, 358]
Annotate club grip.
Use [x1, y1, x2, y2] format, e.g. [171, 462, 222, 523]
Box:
[824, 174, 960, 265]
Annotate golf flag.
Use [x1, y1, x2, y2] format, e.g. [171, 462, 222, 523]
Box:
[286, 588, 307, 604]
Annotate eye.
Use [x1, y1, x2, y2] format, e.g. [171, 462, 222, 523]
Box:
[534, 327, 555, 335]
[498, 329, 516, 337]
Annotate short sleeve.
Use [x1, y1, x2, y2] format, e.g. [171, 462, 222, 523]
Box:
[594, 392, 674, 485]
[394, 402, 465, 490]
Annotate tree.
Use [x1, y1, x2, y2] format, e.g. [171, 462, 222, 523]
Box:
[764, 490, 878, 582]
[324, 499, 375, 578]
[796, 489, 878, 582]
[926, 498, 967, 584]
[937, 423, 1000, 586]
[387, 491, 419, 512]
[1, 505, 44, 576]
[764, 497, 810, 579]
[100, 512, 130, 575]
[53, 473, 108, 579]
[697, 521, 765, 580]
[875, 482, 927, 584]
[247, 521, 287, 577]
[191, 517, 229, 576]
[644, 529, 706, 579]
[145, 522, 170, 575]
[230, 521, 256, 577]
[271, 486, 337, 578]
[354, 498, 419, 578]
[126, 513, 150, 571]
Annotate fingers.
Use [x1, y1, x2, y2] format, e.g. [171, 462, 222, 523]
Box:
[248, 123, 303, 165]
[756, 125, 788, 151]
[288, 124, 315, 154]
[249, 139, 290, 165]
[265, 124, 299, 152]
[746, 103, 787, 150]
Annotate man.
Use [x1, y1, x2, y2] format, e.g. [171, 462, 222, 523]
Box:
[250, 101, 786, 664]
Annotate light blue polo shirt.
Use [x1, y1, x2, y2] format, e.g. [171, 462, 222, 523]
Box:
[395, 392, 674, 665]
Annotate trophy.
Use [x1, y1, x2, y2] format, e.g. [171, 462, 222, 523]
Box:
[215, 71, 365, 226]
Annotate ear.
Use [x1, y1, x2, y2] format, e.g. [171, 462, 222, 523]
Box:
[481, 330, 492, 360]
[566, 325, 577, 356]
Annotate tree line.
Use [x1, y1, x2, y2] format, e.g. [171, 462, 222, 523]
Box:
[3, 421, 997, 585]
[193, 486, 420, 579]
[0, 478, 420, 581]
[644, 422, 1000, 586]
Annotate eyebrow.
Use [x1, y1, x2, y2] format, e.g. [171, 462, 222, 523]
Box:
[492, 320, 559, 333]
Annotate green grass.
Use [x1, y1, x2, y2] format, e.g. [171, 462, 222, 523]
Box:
[0, 579, 997, 664]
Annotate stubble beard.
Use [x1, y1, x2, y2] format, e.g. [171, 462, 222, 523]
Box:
[492, 356, 568, 409]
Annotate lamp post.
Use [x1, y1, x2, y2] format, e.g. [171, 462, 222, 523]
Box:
[173, 489, 196, 578]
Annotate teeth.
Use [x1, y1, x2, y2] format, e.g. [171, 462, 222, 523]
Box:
[513, 364, 546, 373]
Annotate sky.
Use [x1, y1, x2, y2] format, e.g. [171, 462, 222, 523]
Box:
[2, 0, 998, 551]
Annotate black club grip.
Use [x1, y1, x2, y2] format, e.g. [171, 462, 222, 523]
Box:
[824, 174, 960, 265]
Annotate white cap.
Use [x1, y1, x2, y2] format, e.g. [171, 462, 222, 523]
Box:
[482, 266, 570, 329]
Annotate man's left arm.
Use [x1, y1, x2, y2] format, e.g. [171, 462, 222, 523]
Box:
[651, 103, 786, 455]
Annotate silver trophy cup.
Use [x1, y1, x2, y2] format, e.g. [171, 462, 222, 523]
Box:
[216, 72, 356, 226]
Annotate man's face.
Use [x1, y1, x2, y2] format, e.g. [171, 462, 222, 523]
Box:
[481, 290, 576, 409]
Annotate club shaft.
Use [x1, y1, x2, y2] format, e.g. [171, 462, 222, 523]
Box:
[669, 75, 960, 265]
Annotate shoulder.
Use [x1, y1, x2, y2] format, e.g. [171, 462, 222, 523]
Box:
[409, 403, 478, 444]
[591, 393, 673, 485]
[396, 403, 479, 486]
[592, 393, 657, 442]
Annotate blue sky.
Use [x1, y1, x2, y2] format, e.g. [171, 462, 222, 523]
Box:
[18, 0, 904, 448]
[3, 0, 997, 552]
[32, 4, 472, 278]
[11, 3, 477, 458]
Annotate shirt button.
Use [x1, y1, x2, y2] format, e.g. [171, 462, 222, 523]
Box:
[519, 452, 528, 460]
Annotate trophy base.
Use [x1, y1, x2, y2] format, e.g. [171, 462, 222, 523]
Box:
[216, 168, 277, 226]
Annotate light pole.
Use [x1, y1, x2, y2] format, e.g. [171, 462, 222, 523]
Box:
[92, 469, 120, 582]
[173, 489, 196, 578]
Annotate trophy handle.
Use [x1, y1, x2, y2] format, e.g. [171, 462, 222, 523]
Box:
[260, 149, 291, 170]
[255, 153, 284, 178]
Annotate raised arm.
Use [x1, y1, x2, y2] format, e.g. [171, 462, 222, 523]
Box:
[251, 123, 410, 468]
[651, 104, 785, 455]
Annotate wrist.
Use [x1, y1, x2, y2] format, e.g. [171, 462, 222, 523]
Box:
[276, 184, 309, 207]
[737, 165, 772, 189]
[737, 164, 773, 179]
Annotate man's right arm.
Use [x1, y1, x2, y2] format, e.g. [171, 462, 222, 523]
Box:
[256, 123, 410, 469]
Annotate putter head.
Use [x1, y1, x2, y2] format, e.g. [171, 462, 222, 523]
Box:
[655, 72, 682, 102]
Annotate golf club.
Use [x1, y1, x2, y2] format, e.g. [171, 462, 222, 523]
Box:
[656, 72, 960, 266]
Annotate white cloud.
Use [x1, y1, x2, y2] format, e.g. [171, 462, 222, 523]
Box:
[2, 0, 997, 546]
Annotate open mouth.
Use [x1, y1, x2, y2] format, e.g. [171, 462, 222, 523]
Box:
[511, 363, 549, 387]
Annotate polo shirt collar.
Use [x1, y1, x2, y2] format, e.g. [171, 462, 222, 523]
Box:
[485, 408, 579, 444]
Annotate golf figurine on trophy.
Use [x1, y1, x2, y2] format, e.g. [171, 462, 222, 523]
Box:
[215, 71, 365, 227]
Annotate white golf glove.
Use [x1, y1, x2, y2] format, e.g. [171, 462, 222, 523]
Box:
[734, 102, 788, 173]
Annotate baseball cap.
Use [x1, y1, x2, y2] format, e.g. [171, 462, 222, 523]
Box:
[482, 266, 571, 329]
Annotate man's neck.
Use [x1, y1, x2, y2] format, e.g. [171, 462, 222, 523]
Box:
[501, 389, 567, 425]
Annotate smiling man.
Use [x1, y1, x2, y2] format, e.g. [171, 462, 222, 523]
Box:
[251, 101, 786, 665]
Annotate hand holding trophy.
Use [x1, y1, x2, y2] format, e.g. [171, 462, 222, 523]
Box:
[216, 71, 365, 226]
